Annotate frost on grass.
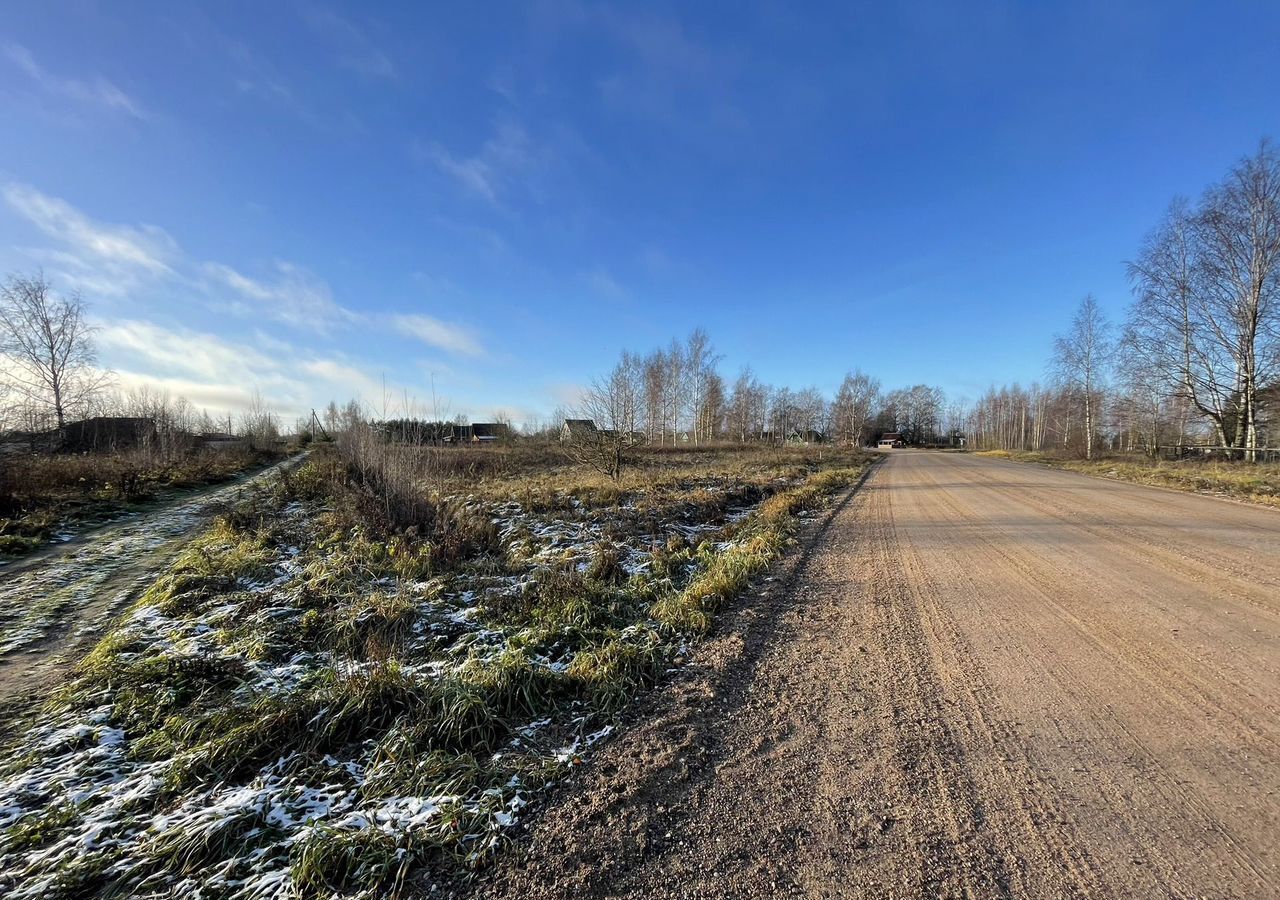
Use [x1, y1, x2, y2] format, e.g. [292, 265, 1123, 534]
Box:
[0, 463, 296, 656]
[0, 452, 864, 898]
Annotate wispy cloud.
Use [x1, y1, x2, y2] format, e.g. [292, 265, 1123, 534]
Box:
[2, 183, 491, 423]
[2, 183, 360, 333]
[228, 41, 298, 108]
[419, 120, 538, 204]
[3, 42, 146, 119]
[3, 183, 176, 293]
[580, 267, 626, 301]
[98, 319, 280, 385]
[424, 145, 499, 202]
[392, 314, 483, 357]
[203, 261, 355, 334]
[223, 41, 352, 133]
[302, 8, 395, 79]
[97, 320, 413, 419]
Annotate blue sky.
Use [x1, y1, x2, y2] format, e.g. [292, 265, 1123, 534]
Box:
[2, 1, 1278, 424]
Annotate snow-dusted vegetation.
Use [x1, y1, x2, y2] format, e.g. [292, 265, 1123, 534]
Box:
[0, 445, 871, 898]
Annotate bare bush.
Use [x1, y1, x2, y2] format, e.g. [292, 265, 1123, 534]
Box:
[239, 389, 280, 450]
[335, 405, 438, 530]
[565, 353, 647, 480]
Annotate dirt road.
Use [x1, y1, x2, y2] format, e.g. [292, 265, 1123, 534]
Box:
[0, 456, 301, 714]
[471, 450, 1280, 899]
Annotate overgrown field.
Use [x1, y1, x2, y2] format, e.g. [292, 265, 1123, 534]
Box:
[0, 444, 873, 898]
[977, 450, 1280, 507]
[0, 447, 283, 558]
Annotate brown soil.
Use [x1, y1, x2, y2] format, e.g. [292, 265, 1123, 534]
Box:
[460, 449, 1280, 899]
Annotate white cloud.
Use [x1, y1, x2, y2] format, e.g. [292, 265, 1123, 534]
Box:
[109, 369, 260, 417]
[202, 261, 355, 333]
[4, 184, 348, 332]
[392, 314, 483, 357]
[3, 183, 177, 293]
[4, 184, 174, 274]
[96, 319, 418, 420]
[297, 358, 391, 402]
[97, 320, 281, 386]
[2, 183, 494, 416]
[3, 42, 146, 119]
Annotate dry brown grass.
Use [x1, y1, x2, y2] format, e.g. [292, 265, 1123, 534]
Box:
[977, 450, 1280, 507]
[0, 446, 281, 555]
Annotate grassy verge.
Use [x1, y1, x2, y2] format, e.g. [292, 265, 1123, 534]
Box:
[0, 447, 285, 559]
[976, 450, 1280, 507]
[0, 445, 873, 899]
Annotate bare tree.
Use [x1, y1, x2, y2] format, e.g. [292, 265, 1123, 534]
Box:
[0, 273, 110, 429]
[793, 386, 826, 439]
[1053, 295, 1112, 460]
[1127, 142, 1280, 460]
[769, 386, 797, 440]
[643, 343, 686, 445]
[240, 387, 281, 450]
[566, 351, 647, 480]
[832, 370, 879, 446]
[726, 367, 770, 442]
[683, 328, 721, 444]
[1196, 140, 1280, 461]
[1127, 199, 1235, 446]
[697, 371, 726, 441]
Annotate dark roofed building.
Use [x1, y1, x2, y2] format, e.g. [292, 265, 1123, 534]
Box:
[58, 417, 157, 453]
[561, 418, 598, 442]
[469, 423, 512, 444]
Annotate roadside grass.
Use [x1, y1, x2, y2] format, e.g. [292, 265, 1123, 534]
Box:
[0, 446, 283, 560]
[976, 450, 1280, 507]
[0, 443, 874, 899]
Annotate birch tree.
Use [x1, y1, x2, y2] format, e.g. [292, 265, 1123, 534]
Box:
[0, 273, 110, 429]
[1053, 295, 1112, 460]
[1128, 143, 1280, 459]
[832, 371, 879, 446]
[1195, 141, 1280, 460]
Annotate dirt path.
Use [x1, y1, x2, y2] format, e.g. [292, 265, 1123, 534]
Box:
[467, 450, 1280, 899]
[0, 456, 302, 715]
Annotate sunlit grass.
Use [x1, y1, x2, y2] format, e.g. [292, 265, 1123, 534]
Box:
[979, 450, 1280, 507]
[2, 444, 875, 898]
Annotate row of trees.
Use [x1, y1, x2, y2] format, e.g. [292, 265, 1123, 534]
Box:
[547, 329, 943, 452]
[966, 141, 1280, 461]
[570, 328, 955, 476]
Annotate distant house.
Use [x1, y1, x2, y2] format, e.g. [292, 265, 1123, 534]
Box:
[469, 423, 512, 444]
[0, 430, 38, 455]
[561, 419, 598, 443]
[380, 420, 454, 445]
[58, 417, 157, 453]
[877, 432, 905, 449]
[788, 429, 826, 444]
